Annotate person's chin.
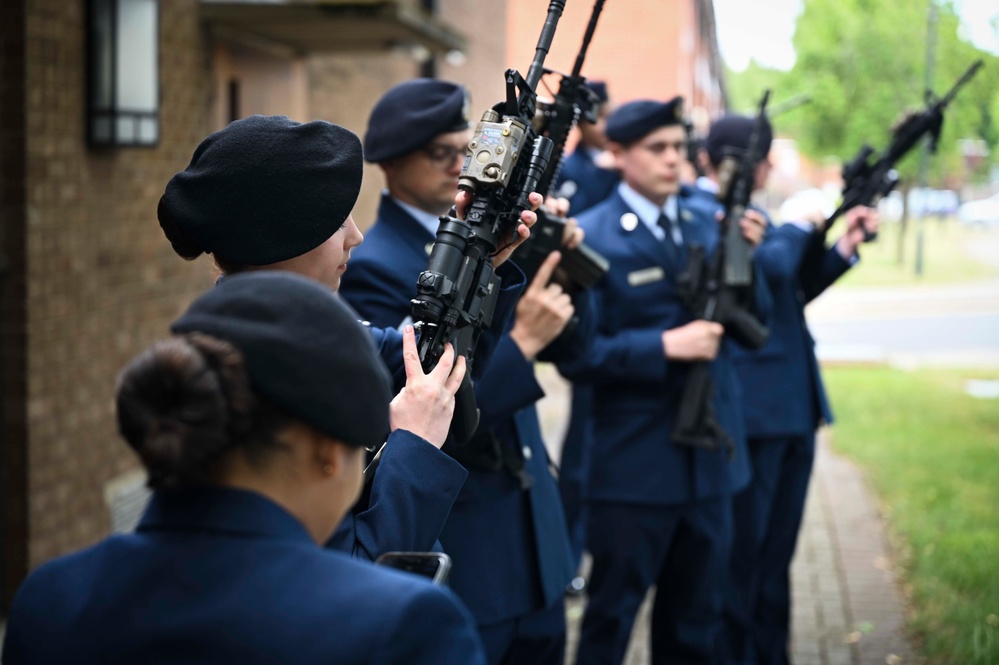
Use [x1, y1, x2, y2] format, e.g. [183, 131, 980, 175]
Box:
[661, 179, 680, 195]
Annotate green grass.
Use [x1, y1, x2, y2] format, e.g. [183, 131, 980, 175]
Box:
[824, 366, 999, 664]
[832, 218, 999, 288]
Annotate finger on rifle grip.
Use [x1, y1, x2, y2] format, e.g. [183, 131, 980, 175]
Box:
[531, 250, 562, 288]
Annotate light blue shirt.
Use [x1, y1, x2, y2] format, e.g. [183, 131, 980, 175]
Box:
[695, 176, 720, 194]
[617, 182, 683, 245]
[390, 193, 443, 239]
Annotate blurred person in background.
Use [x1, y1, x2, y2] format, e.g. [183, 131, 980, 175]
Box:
[554, 80, 620, 215]
[551, 79, 620, 598]
[700, 114, 879, 665]
[561, 98, 768, 665]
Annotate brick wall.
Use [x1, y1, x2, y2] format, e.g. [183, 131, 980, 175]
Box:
[308, 52, 421, 230]
[436, 0, 507, 122]
[307, 0, 509, 231]
[505, 0, 725, 114]
[23, 0, 215, 566]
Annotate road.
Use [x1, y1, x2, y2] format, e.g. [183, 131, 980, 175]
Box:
[806, 279, 999, 367]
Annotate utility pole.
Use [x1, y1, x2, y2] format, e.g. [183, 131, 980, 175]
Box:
[915, 0, 938, 277]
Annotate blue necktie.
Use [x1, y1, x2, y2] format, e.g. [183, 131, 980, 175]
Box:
[657, 211, 684, 265]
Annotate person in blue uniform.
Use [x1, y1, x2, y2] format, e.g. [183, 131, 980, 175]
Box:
[559, 98, 768, 665]
[2, 271, 486, 665]
[554, 80, 620, 216]
[551, 79, 618, 597]
[701, 115, 879, 665]
[340, 78, 588, 665]
[155, 114, 542, 561]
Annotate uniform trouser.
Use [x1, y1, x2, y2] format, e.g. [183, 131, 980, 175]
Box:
[576, 497, 732, 665]
[724, 433, 815, 665]
[559, 385, 593, 571]
[477, 597, 566, 665]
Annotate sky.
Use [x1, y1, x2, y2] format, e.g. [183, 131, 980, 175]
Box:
[714, 0, 999, 72]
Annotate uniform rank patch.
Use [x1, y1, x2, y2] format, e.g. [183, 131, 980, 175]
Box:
[627, 266, 666, 286]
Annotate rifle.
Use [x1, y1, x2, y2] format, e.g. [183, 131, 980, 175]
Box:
[767, 93, 811, 119]
[513, 0, 610, 293]
[799, 59, 982, 296]
[674, 90, 772, 455]
[829, 60, 981, 234]
[410, 0, 567, 444]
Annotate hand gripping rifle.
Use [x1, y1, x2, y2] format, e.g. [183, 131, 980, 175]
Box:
[410, 0, 567, 445]
[513, 0, 610, 293]
[674, 90, 772, 455]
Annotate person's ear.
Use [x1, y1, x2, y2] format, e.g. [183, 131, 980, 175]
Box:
[608, 142, 626, 169]
[378, 159, 399, 180]
[313, 435, 339, 478]
[314, 436, 359, 480]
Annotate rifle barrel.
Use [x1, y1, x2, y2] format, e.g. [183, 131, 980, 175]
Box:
[940, 59, 983, 107]
[525, 0, 567, 90]
[571, 0, 606, 77]
[768, 93, 811, 119]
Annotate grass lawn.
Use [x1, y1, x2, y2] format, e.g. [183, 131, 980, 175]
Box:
[831, 218, 999, 288]
[824, 365, 999, 664]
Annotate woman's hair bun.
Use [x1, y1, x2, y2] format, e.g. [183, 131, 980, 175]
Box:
[116, 334, 247, 488]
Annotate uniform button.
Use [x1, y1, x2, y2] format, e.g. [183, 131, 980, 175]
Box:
[522, 446, 533, 460]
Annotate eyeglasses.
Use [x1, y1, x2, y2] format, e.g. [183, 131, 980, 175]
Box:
[422, 143, 467, 166]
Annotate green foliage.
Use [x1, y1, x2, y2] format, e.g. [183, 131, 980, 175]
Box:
[832, 219, 999, 287]
[825, 366, 999, 664]
[725, 59, 785, 114]
[727, 0, 999, 186]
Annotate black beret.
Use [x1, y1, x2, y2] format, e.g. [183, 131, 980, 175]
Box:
[706, 114, 774, 166]
[587, 80, 609, 104]
[364, 78, 471, 163]
[605, 96, 685, 144]
[171, 271, 392, 449]
[159, 115, 363, 266]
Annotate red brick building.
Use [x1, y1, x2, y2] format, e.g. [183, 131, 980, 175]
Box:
[0, 0, 506, 615]
[506, 0, 727, 129]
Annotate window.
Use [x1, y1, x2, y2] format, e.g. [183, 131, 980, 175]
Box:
[87, 0, 160, 147]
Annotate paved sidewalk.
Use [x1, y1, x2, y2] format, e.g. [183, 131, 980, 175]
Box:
[535, 368, 916, 665]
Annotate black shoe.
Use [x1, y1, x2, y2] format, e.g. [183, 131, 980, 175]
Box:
[565, 576, 586, 597]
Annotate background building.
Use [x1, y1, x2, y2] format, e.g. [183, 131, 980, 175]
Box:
[506, 0, 727, 129]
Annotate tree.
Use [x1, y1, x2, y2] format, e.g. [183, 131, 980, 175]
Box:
[729, 0, 999, 186]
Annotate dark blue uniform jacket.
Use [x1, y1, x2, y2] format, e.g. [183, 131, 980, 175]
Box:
[329, 236, 526, 560]
[340, 194, 585, 626]
[554, 148, 621, 216]
[731, 222, 853, 437]
[561, 186, 771, 505]
[2, 487, 485, 665]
